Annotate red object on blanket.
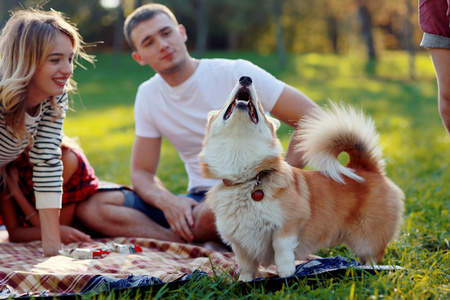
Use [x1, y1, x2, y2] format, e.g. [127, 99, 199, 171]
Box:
[132, 244, 143, 253]
[59, 248, 110, 259]
[92, 250, 110, 259]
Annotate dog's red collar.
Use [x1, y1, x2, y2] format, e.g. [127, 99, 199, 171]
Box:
[222, 170, 271, 201]
[222, 179, 236, 187]
[222, 170, 270, 187]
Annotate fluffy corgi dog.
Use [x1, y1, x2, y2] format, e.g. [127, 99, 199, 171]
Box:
[199, 76, 404, 282]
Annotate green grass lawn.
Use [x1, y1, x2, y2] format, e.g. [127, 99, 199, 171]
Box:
[64, 51, 449, 299]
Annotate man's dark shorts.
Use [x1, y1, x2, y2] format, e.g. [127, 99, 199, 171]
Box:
[121, 189, 206, 228]
[419, 0, 450, 49]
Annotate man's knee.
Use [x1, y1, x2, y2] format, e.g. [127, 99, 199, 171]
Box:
[192, 202, 219, 242]
[75, 197, 94, 222]
[194, 202, 215, 223]
[76, 190, 121, 220]
[89, 190, 126, 205]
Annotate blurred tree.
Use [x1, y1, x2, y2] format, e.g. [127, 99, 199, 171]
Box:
[0, 0, 423, 65]
[112, 0, 125, 67]
[0, 0, 18, 28]
[192, 0, 208, 58]
[327, 9, 339, 54]
[404, 0, 416, 80]
[322, 0, 355, 55]
[39, 0, 112, 48]
[272, 0, 287, 68]
[207, 0, 272, 51]
[357, 0, 377, 60]
[135, 0, 144, 8]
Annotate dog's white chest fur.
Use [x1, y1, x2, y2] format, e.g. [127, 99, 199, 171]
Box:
[207, 184, 283, 265]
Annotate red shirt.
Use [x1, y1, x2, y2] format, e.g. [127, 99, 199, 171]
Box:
[419, 0, 450, 38]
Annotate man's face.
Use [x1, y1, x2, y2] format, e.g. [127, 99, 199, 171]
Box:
[131, 13, 188, 75]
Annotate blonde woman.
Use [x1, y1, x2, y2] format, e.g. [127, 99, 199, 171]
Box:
[0, 8, 94, 256]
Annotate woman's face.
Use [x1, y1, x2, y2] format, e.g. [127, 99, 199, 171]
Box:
[27, 32, 74, 111]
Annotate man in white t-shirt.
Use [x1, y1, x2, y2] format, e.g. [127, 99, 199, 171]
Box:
[79, 3, 319, 244]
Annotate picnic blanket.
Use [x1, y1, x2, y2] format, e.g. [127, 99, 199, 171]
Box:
[0, 231, 241, 298]
[0, 230, 402, 298]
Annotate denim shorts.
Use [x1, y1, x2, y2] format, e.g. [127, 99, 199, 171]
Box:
[121, 189, 206, 228]
[421, 32, 450, 49]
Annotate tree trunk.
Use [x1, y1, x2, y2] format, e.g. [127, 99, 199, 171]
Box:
[228, 30, 239, 51]
[273, 0, 287, 68]
[327, 15, 339, 54]
[405, 0, 416, 80]
[357, 2, 376, 60]
[112, 0, 125, 68]
[194, 0, 208, 58]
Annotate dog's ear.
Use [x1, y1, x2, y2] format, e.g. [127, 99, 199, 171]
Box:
[268, 116, 281, 130]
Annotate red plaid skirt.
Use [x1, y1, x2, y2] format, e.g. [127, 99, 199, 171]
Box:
[0, 145, 99, 225]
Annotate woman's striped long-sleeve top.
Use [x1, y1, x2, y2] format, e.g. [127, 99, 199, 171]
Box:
[0, 92, 68, 209]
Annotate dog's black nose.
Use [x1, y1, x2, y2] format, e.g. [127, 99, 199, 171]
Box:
[239, 76, 252, 87]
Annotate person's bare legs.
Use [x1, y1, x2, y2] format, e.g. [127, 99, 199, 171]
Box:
[429, 48, 450, 135]
[190, 201, 221, 242]
[76, 190, 184, 243]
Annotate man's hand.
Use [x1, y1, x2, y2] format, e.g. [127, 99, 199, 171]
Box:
[161, 195, 199, 242]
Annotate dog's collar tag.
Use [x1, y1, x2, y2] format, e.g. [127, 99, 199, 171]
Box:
[251, 189, 264, 201]
[251, 180, 264, 201]
[222, 170, 270, 201]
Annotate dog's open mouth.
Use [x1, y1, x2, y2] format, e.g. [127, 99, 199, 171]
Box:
[223, 87, 258, 124]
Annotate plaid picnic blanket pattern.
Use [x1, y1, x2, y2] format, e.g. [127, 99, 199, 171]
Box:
[0, 231, 403, 298]
[0, 234, 277, 297]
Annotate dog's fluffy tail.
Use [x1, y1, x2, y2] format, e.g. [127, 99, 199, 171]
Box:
[295, 102, 385, 184]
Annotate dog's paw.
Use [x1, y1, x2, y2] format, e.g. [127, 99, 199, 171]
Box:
[238, 272, 254, 282]
[276, 263, 296, 278]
